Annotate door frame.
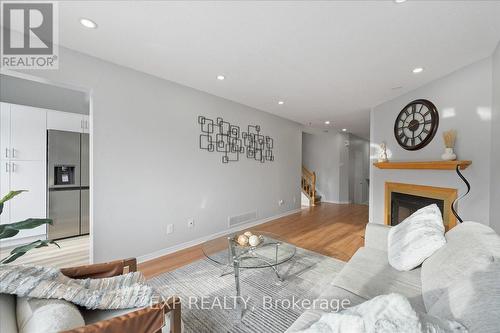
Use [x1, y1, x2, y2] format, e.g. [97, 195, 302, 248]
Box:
[1, 68, 95, 264]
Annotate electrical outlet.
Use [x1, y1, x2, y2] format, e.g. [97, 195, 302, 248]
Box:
[278, 199, 284, 206]
[187, 218, 195, 228]
[167, 224, 174, 234]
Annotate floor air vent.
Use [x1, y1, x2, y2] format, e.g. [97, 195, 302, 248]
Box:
[228, 211, 257, 227]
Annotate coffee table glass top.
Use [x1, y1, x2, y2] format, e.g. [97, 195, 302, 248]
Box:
[202, 231, 296, 269]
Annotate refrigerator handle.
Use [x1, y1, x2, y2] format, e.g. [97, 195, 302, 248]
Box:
[5, 148, 9, 159]
[5, 162, 9, 173]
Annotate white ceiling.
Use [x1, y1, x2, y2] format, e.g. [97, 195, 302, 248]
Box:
[55, 1, 500, 139]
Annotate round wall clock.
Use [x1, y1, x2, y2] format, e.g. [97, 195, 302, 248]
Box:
[394, 99, 439, 151]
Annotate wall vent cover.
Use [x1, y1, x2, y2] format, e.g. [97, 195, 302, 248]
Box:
[228, 211, 257, 227]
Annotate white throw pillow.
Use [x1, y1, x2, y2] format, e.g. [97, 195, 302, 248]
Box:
[17, 297, 85, 333]
[388, 204, 446, 271]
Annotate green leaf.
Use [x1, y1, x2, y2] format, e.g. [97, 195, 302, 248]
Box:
[0, 218, 52, 239]
[0, 239, 60, 264]
[0, 190, 27, 205]
[0, 228, 19, 239]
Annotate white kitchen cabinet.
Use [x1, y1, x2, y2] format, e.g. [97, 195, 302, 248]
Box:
[9, 160, 47, 238]
[47, 109, 89, 133]
[1, 103, 11, 160]
[0, 161, 10, 225]
[0, 102, 47, 241]
[82, 115, 90, 133]
[2, 103, 46, 161]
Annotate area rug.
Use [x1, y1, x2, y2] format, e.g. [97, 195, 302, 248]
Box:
[149, 246, 345, 333]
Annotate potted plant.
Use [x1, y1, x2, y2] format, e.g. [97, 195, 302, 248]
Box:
[0, 190, 59, 264]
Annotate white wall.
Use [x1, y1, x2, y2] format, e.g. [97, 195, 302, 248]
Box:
[370, 58, 493, 225]
[301, 130, 350, 203]
[491, 42, 500, 233]
[18, 46, 302, 262]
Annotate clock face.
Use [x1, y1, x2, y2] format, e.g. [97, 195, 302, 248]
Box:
[394, 99, 439, 151]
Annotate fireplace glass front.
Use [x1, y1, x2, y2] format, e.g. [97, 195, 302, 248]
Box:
[390, 192, 445, 226]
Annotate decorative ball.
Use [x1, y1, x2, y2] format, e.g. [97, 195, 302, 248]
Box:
[237, 235, 249, 246]
[248, 235, 261, 247]
[243, 231, 253, 237]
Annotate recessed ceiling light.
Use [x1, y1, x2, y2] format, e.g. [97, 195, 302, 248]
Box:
[324, 121, 330, 125]
[80, 18, 97, 29]
[412, 67, 424, 74]
[342, 128, 347, 132]
[216, 75, 225, 80]
[278, 101, 284, 105]
[394, 0, 407, 3]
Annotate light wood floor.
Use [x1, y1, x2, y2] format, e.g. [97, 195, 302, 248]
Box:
[139, 203, 368, 278]
[0, 235, 89, 268]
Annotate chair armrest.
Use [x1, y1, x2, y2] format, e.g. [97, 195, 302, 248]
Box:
[61, 258, 137, 279]
[364, 223, 391, 251]
[62, 297, 181, 333]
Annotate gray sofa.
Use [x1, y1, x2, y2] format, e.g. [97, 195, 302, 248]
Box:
[286, 221, 500, 333]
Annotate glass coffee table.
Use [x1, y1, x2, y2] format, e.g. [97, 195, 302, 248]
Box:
[202, 231, 296, 318]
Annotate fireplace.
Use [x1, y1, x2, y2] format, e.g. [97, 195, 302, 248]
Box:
[385, 182, 458, 230]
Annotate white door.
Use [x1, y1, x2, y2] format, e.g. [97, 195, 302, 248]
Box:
[47, 110, 85, 133]
[9, 160, 47, 238]
[0, 161, 10, 225]
[353, 150, 364, 204]
[0, 103, 10, 160]
[10, 104, 46, 161]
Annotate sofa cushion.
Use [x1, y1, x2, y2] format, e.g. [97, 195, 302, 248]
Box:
[428, 259, 500, 333]
[0, 294, 17, 333]
[388, 204, 446, 271]
[332, 247, 426, 312]
[285, 285, 366, 332]
[16, 297, 85, 333]
[421, 222, 500, 311]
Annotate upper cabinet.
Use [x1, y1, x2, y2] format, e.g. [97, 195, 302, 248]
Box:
[1, 103, 46, 161]
[47, 110, 89, 133]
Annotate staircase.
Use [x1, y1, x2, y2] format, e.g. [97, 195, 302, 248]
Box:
[301, 165, 321, 206]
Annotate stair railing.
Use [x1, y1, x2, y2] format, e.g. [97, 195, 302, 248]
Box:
[301, 165, 316, 205]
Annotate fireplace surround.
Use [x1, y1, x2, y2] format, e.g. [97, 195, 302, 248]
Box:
[385, 182, 458, 230]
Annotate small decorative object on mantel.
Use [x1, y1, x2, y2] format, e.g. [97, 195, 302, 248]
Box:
[441, 130, 457, 161]
[235, 231, 263, 247]
[378, 142, 389, 163]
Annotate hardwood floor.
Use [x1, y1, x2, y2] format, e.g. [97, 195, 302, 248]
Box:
[139, 203, 368, 278]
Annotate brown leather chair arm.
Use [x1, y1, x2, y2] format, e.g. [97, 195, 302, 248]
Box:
[61, 258, 137, 279]
[62, 297, 181, 333]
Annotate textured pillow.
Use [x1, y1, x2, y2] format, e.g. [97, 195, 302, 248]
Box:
[16, 297, 85, 333]
[388, 204, 446, 271]
[428, 259, 500, 333]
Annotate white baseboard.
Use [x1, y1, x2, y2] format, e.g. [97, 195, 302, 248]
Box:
[321, 200, 352, 204]
[137, 208, 302, 264]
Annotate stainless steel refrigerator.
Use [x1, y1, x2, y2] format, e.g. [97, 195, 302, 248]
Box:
[47, 130, 89, 240]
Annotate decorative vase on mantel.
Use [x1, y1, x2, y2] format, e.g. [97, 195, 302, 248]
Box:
[441, 148, 457, 161]
[441, 130, 457, 161]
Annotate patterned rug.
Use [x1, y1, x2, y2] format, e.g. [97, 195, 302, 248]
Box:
[149, 246, 345, 333]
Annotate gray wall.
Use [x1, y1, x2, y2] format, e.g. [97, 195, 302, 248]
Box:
[18, 46, 302, 262]
[301, 130, 350, 203]
[0, 74, 89, 114]
[491, 42, 500, 233]
[370, 58, 492, 225]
